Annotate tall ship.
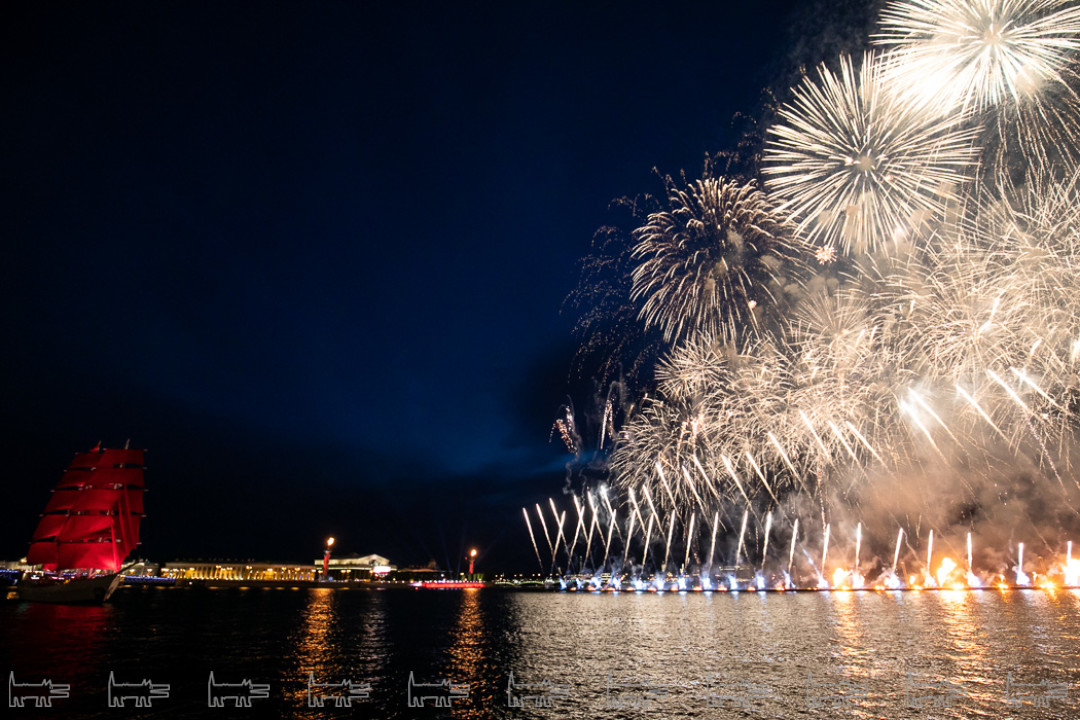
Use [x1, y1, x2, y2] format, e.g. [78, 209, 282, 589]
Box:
[18, 443, 146, 603]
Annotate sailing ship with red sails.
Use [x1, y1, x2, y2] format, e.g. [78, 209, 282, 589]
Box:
[18, 442, 146, 603]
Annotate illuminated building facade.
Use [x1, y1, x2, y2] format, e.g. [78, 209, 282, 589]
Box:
[161, 562, 318, 581]
[313, 553, 395, 580]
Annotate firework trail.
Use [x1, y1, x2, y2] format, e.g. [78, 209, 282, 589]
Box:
[584, 492, 601, 567]
[662, 512, 677, 572]
[523, 508, 543, 570]
[761, 511, 773, 569]
[684, 512, 696, 570]
[927, 529, 935, 581]
[788, 518, 800, 572]
[641, 513, 656, 569]
[822, 523, 831, 580]
[708, 510, 720, 568]
[535, 504, 554, 564]
[601, 510, 617, 568]
[567, 495, 585, 563]
[735, 509, 749, 566]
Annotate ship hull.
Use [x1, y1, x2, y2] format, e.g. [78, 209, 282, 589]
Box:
[16, 573, 123, 604]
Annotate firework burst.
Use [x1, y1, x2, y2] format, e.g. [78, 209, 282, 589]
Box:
[763, 52, 980, 255]
[554, 1, 1080, 585]
[874, 0, 1080, 112]
[630, 177, 798, 345]
[875, 0, 1080, 172]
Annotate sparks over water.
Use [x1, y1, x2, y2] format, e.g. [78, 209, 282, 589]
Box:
[546, 0, 1080, 593]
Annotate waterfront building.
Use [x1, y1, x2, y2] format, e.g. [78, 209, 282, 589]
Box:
[161, 554, 399, 582]
[312, 553, 396, 580]
[161, 561, 318, 581]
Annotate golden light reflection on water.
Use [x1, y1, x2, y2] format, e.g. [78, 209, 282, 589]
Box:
[298, 588, 337, 658]
[829, 589, 870, 669]
[935, 589, 994, 707]
[285, 588, 338, 708]
[445, 588, 495, 719]
[821, 590, 902, 715]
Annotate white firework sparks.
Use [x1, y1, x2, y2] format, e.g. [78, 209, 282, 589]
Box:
[874, 0, 1080, 112]
[557, 1, 1080, 586]
[763, 53, 980, 255]
[630, 177, 798, 345]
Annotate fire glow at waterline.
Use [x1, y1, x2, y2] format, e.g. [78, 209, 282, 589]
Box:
[524, 496, 1080, 592]
[540, 0, 1080, 593]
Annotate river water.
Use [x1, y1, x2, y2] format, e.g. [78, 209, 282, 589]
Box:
[3, 585, 1080, 718]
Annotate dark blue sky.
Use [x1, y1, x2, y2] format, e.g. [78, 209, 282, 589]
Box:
[1, 1, 872, 570]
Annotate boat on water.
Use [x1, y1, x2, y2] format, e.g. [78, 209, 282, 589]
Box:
[17, 443, 146, 604]
[16, 572, 125, 603]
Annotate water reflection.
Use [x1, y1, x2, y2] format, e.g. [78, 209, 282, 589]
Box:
[6, 601, 116, 714]
[12, 602, 115, 676]
[6, 589, 1080, 719]
[936, 589, 994, 708]
[444, 588, 495, 718]
[284, 588, 339, 709]
[297, 589, 337, 661]
[829, 590, 870, 670]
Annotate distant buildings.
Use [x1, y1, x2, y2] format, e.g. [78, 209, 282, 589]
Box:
[159, 554, 416, 582]
[8, 552, 446, 583]
[314, 553, 396, 580]
[161, 562, 318, 581]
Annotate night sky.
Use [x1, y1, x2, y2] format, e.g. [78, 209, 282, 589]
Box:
[1, 1, 873, 571]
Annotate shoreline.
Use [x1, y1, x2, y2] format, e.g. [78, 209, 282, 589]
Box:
[7, 580, 1077, 600]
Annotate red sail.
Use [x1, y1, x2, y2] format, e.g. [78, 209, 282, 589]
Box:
[58, 541, 120, 572]
[125, 489, 144, 515]
[60, 514, 117, 541]
[45, 488, 119, 513]
[27, 445, 146, 572]
[119, 516, 142, 560]
[26, 540, 58, 568]
[31, 514, 68, 541]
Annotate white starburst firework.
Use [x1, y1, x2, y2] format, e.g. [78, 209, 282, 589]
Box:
[874, 0, 1080, 113]
[630, 177, 797, 345]
[763, 53, 980, 255]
